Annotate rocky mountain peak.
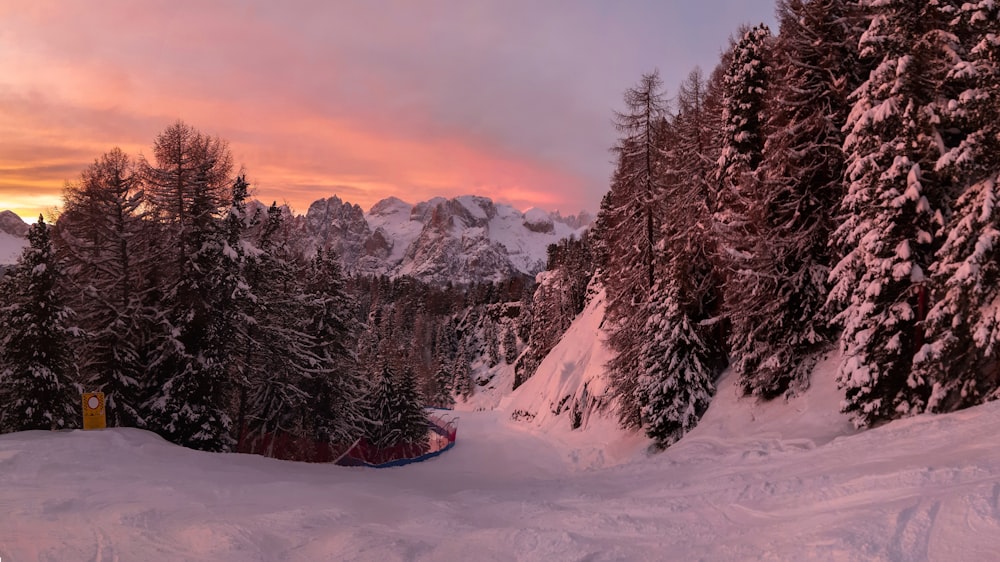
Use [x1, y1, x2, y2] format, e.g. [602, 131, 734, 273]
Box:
[296, 194, 590, 285]
[0, 211, 29, 238]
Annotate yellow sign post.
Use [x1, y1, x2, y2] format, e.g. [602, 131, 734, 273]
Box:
[82, 392, 106, 430]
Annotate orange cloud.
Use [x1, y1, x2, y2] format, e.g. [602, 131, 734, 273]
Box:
[0, 72, 587, 221]
[0, 0, 610, 223]
[232, 109, 587, 214]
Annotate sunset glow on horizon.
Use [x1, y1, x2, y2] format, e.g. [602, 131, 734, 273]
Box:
[1, 0, 777, 223]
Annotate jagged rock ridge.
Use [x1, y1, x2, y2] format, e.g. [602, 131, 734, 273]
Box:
[298, 194, 589, 284]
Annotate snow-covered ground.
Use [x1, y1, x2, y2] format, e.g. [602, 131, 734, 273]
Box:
[4, 351, 1000, 560]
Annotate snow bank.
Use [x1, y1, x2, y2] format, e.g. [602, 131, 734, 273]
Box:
[5, 385, 1000, 560]
[491, 287, 648, 469]
[488, 289, 855, 471]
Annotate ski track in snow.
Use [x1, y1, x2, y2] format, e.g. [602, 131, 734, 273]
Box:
[4, 379, 1000, 561]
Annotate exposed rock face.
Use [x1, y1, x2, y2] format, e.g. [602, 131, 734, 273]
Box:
[523, 208, 555, 234]
[302, 196, 373, 268]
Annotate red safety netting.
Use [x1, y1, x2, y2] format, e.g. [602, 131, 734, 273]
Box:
[236, 411, 458, 467]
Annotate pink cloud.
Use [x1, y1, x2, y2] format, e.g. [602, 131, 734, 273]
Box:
[0, 0, 776, 221]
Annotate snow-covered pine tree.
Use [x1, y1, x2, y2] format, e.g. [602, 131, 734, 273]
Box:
[718, 24, 771, 178]
[633, 68, 728, 446]
[913, 0, 1000, 412]
[364, 363, 401, 449]
[298, 246, 367, 445]
[142, 122, 239, 451]
[729, 0, 863, 398]
[667, 66, 729, 367]
[828, 0, 958, 426]
[394, 365, 429, 448]
[715, 23, 772, 330]
[55, 148, 150, 426]
[219, 175, 257, 400]
[560, 233, 597, 314]
[601, 71, 669, 429]
[484, 318, 500, 368]
[502, 323, 518, 365]
[673, 67, 724, 218]
[715, 24, 772, 252]
[363, 362, 427, 449]
[452, 343, 473, 400]
[0, 217, 79, 432]
[429, 362, 455, 409]
[637, 280, 715, 447]
[588, 191, 615, 280]
[238, 204, 319, 450]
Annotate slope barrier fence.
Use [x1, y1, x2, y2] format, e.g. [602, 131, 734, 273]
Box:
[335, 412, 458, 468]
[237, 410, 458, 467]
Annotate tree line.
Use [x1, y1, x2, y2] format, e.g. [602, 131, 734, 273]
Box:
[596, 0, 1000, 446]
[0, 115, 593, 454]
[0, 122, 432, 454]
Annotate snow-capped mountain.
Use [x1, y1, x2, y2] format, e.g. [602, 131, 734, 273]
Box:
[297, 194, 589, 284]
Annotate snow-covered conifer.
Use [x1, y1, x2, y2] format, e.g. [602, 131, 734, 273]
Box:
[364, 363, 428, 449]
[452, 344, 473, 400]
[717, 24, 772, 183]
[394, 366, 429, 447]
[429, 363, 455, 409]
[364, 363, 401, 449]
[298, 246, 367, 445]
[502, 324, 518, 366]
[601, 71, 670, 428]
[728, 0, 863, 398]
[55, 148, 149, 426]
[142, 122, 238, 451]
[0, 217, 79, 432]
[484, 319, 500, 368]
[913, 0, 1000, 412]
[715, 23, 772, 254]
[829, 0, 957, 426]
[637, 281, 715, 447]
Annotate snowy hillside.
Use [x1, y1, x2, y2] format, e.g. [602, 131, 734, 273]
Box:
[0, 231, 26, 265]
[0, 210, 28, 264]
[5, 352, 1000, 560]
[498, 286, 611, 430]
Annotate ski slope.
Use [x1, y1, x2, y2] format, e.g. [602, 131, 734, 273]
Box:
[4, 356, 1000, 560]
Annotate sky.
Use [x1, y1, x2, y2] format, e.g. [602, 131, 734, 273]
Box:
[0, 0, 777, 221]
